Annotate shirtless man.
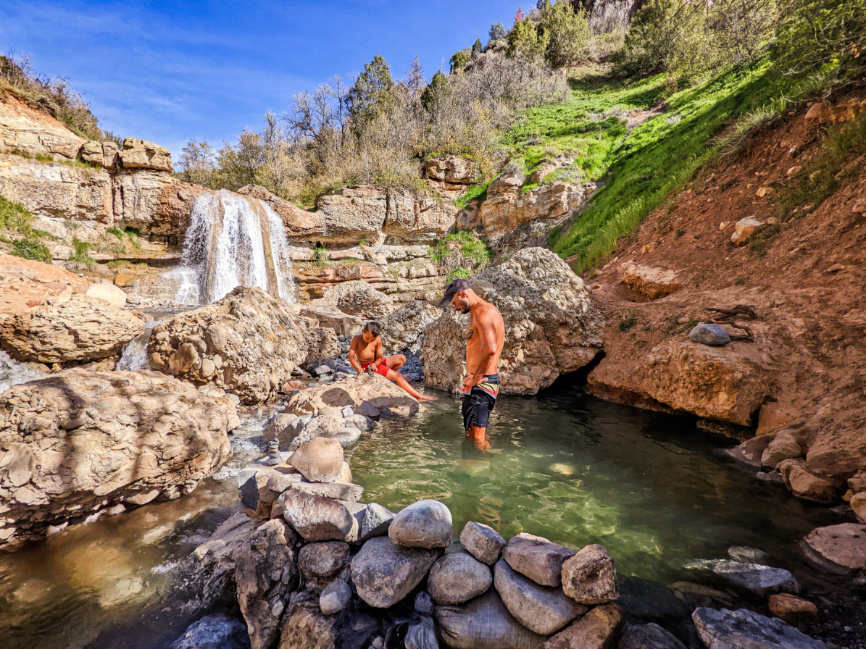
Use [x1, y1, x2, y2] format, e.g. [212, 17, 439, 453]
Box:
[438, 279, 505, 450]
[348, 321, 437, 402]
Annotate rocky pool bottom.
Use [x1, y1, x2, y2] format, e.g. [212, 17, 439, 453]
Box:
[0, 380, 863, 649]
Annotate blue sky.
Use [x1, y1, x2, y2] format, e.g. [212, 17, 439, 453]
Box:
[0, 1, 522, 156]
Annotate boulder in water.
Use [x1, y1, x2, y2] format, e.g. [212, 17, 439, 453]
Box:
[428, 550, 493, 605]
[494, 559, 586, 635]
[148, 286, 306, 404]
[171, 614, 250, 649]
[278, 489, 355, 542]
[617, 623, 688, 649]
[233, 519, 299, 649]
[288, 438, 344, 483]
[561, 544, 620, 605]
[684, 558, 799, 597]
[0, 294, 145, 364]
[422, 248, 603, 395]
[287, 373, 418, 417]
[691, 607, 826, 649]
[460, 521, 506, 565]
[350, 536, 439, 608]
[435, 589, 547, 649]
[502, 532, 575, 587]
[388, 499, 453, 549]
[0, 369, 236, 550]
[800, 523, 866, 574]
[544, 603, 623, 649]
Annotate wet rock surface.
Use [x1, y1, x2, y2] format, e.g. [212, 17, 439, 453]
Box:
[286, 373, 419, 417]
[801, 523, 866, 574]
[617, 622, 687, 649]
[561, 544, 620, 605]
[692, 607, 826, 649]
[459, 521, 506, 565]
[684, 558, 799, 597]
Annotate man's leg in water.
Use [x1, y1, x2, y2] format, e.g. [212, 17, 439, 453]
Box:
[466, 425, 490, 451]
[384, 354, 406, 371]
[384, 368, 437, 401]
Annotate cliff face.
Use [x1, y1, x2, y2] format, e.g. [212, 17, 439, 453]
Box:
[584, 93, 866, 499]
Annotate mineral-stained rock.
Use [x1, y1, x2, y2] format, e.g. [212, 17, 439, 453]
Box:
[428, 550, 493, 605]
[617, 623, 687, 649]
[0, 294, 144, 363]
[494, 560, 587, 635]
[148, 286, 306, 404]
[423, 248, 603, 395]
[310, 279, 395, 318]
[0, 252, 91, 324]
[350, 536, 439, 608]
[289, 438, 344, 483]
[620, 263, 682, 300]
[119, 137, 172, 171]
[278, 599, 379, 649]
[112, 170, 203, 239]
[502, 532, 575, 587]
[383, 190, 458, 243]
[801, 523, 866, 574]
[303, 327, 341, 368]
[424, 157, 477, 185]
[0, 90, 86, 160]
[388, 499, 453, 549]
[688, 323, 731, 347]
[287, 374, 418, 417]
[544, 603, 623, 649]
[278, 489, 355, 541]
[561, 544, 620, 604]
[692, 607, 825, 649]
[459, 521, 506, 565]
[171, 614, 251, 649]
[299, 542, 351, 581]
[319, 578, 352, 615]
[768, 593, 819, 625]
[233, 519, 299, 649]
[380, 299, 442, 355]
[0, 369, 236, 549]
[435, 589, 547, 649]
[683, 559, 798, 597]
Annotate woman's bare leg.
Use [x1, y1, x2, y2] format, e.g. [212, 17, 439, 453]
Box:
[384, 368, 437, 401]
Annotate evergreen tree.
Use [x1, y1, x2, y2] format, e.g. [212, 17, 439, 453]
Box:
[450, 49, 470, 73]
[472, 39, 484, 58]
[347, 55, 396, 125]
[420, 70, 450, 111]
[507, 17, 550, 59]
[489, 22, 507, 41]
[538, 0, 593, 68]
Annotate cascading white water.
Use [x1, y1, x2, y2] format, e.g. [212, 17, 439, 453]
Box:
[173, 190, 295, 305]
[116, 320, 160, 371]
[0, 351, 44, 393]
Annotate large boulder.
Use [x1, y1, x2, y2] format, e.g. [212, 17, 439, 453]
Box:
[381, 299, 441, 355]
[684, 559, 798, 597]
[494, 560, 586, 635]
[278, 489, 355, 542]
[0, 293, 144, 364]
[435, 589, 547, 649]
[309, 280, 394, 318]
[561, 544, 620, 605]
[383, 190, 458, 243]
[423, 157, 478, 185]
[459, 521, 506, 565]
[0, 89, 85, 159]
[691, 607, 825, 649]
[501, 532, 575, 587]
[423, 248, 603, 395]
[149, 286, 306, 404]
[544, 603, 623, 649]
[0, 369, 236, 549]
[112, 171, 203, 239]
[288, 438, 344, 483]
[0, 252, 91, 324]
[119, 137, 172, 171]
[428, 550, 493, 605]
[388, 499, 453, 549]
[278, 599, 379, 649]
[303, 327, 341, 367]
[315, 186, 388, 243]
[287, 374, 419, 417]
[619, 263, 681, 300]
[617, 623, 687, 649]
[350, 536, 439, 608]
[233, 519, 299, 649]
[801, 523, 866, 574]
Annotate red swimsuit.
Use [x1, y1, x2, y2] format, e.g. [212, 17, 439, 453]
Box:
[360, 358, 390, 377]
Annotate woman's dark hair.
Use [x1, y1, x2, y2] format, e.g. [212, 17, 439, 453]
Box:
[363, 321, 382, 337]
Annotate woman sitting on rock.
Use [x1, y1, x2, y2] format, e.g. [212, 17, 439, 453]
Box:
[348, 321, 437, 402]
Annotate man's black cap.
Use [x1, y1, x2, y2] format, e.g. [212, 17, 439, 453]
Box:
[438, 278, 471, 306]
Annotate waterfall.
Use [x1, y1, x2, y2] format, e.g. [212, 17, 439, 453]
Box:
[116, 320, 159, 371]
[0, 351, 44, 393]
[173, 190, 295, 305]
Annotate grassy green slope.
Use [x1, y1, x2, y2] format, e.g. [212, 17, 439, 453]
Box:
[497, 60, 791, 273]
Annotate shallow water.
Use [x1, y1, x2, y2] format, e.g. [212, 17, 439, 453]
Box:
[0, 383, 841, 648]
[349, 384, 838, 584]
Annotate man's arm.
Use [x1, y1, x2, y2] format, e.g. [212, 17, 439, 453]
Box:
[347, 337, 364, 373]
[463, 309, 499, 389]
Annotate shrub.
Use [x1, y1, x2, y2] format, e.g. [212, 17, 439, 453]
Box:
[0, 195, 32, 231]
[11, 237, 52, 263]
[68, 237, 95, 268]
[490, 23, 508, 41]
[430, 232, 493, 278]
[450, 50, 470, 74]
[508, 19, 550, 60]
[538, 0, 593, 69]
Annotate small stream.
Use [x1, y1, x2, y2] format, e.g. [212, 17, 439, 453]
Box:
[0, 378, 847, 649]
